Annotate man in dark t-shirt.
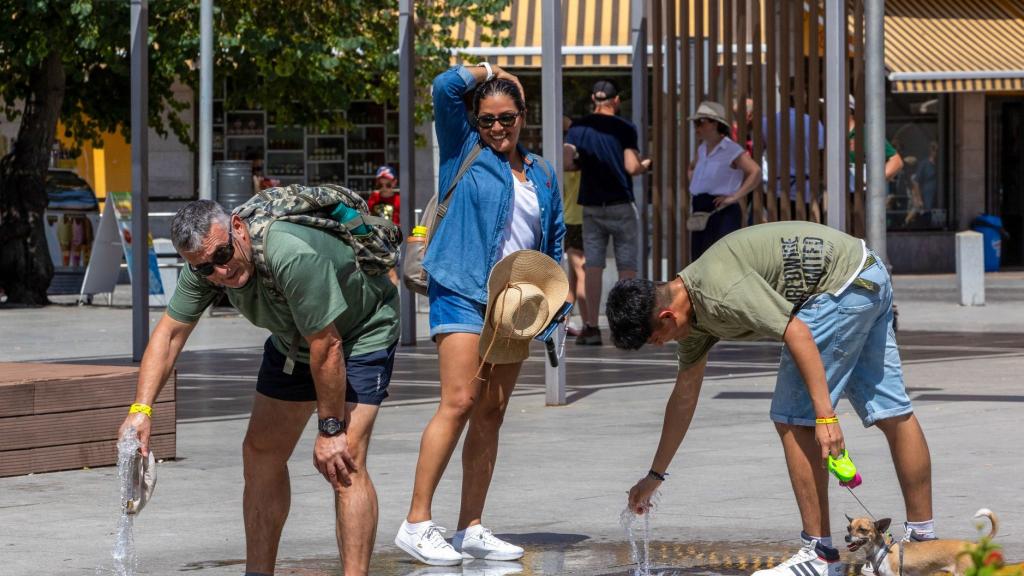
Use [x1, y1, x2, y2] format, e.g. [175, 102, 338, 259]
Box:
[565, 80, 651, 346]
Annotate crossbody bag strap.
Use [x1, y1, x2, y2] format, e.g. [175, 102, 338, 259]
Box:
[434, 142, 484, 228]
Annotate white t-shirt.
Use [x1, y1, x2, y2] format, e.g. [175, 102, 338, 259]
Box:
[690, 136, 745, 197]
[500, 169, 541, 258]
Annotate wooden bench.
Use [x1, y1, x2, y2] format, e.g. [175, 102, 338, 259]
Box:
[0, 363, 176, 477]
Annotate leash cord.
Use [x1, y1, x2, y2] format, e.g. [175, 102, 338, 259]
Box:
[846, 485, 877, 521]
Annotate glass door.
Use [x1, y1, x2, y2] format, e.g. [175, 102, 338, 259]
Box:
[988, 97, 1024, 268]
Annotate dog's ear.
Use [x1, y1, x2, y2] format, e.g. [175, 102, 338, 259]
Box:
[845, 513, 855, 523]
[875, 518, 892, 533]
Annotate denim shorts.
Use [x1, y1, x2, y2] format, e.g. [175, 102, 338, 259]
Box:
[771, 253, 912, 427]
[428, 280, 487, 339]
[582, 203, 639, 271]
[256, 338, 396, 405]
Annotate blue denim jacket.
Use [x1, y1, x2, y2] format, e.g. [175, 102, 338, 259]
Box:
[423, 66, 565, 304]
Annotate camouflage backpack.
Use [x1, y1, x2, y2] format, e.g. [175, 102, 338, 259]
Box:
[233, 184, 401, 303]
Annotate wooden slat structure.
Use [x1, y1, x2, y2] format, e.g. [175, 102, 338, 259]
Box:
[647, 0, 866, 278]
[0, 363, 176, 477]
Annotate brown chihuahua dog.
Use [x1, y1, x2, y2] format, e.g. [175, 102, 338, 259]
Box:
[845, 509, 997, 576]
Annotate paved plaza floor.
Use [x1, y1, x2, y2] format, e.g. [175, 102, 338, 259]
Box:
[2, 273, 1023, 575]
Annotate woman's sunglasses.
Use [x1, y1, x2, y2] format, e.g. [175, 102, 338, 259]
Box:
[190, 227, 235, 277]
[476, 111, 521, 129]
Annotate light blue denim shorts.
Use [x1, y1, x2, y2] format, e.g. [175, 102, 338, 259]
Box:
[428, 280, 486, 339]
[771, 253, 913, 427]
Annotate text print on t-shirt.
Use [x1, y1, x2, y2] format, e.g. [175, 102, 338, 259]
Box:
[780, 236, 834, 304]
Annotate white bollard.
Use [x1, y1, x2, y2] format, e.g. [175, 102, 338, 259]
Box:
[956, 230, 985, 306]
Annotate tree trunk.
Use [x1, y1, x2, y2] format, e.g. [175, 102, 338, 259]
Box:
[0, 50, 66, 305]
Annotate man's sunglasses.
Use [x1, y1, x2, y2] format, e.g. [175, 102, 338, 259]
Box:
[476, 111, 521, 129]
[190, 227, 234, 277]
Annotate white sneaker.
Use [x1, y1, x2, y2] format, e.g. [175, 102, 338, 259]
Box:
[751, 537, 843, 576]
[453, 525, 524, 561]
[394, 520, 463, 566]
[462, 559, 525, 576]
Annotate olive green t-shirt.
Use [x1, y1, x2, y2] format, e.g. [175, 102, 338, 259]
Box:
[167, 222, 400, 362]
[676, 221, 866, 369]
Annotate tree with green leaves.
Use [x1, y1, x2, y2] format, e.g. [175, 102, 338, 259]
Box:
[0, 0, 510, 305]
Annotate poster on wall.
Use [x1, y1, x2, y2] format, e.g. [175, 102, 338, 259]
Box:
[80, 192, 166, 306]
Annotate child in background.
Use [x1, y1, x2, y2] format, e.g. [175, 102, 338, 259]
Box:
[367, 165, 401, 227]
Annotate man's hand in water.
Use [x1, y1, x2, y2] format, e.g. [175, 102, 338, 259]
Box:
[118, 412, 152, 455]
[628, 474, 662, 514]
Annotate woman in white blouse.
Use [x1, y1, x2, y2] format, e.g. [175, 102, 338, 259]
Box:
[687, 101, 762, 260]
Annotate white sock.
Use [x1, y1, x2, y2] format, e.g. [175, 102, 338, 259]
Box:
[802, 531, 834, 549]
[404, 519, 432, 533]
[906, 519, 936, 540]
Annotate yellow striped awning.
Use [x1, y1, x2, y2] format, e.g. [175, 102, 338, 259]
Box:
[450, 0, 633, 68]
[885, 0, 1024, 93]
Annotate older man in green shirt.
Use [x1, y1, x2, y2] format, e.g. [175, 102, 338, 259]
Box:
[118, 199, 399, 576]
[606, 221, 935, 576]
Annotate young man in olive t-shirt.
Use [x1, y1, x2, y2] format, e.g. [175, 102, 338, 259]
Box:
[117, 200, 399, 576]
[606, 221, 935, 576]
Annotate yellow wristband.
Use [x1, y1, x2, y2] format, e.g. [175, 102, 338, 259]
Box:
[815, 416, 839, 425]
[129, 403, 153, 418]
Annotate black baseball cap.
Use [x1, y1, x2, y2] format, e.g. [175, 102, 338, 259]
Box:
[592, 80, 618, 101]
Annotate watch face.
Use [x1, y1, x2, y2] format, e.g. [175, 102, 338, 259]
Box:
[319, 417, 343, 436]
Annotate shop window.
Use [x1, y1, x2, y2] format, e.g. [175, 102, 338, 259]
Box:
[885, 91, 949, 231]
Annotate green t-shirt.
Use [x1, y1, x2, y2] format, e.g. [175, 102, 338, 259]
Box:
[676, 221, 866, 369]
[848, 129, 897, 163]
[167, 222, 400, 362]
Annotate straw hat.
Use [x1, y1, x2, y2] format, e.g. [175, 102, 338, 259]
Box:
[688, 101, 730, 128]
[479, 250, 569, 364]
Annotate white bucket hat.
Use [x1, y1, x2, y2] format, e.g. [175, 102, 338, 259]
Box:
[124, 450, 157, 515]
[479, 250, 569, 365]
[688, 100, 730, 129]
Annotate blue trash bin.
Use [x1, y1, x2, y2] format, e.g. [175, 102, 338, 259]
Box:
[971, 214, 1007, 272]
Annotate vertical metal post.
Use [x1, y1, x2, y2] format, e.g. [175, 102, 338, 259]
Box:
[198, 0, 213, 200]
[825, 0, 847, 231]
[399, 0, 417, 346]
[131, 0, 150, 361]
[865, 0, 886, 258]
[542, 0, 566, 406]
[631, 0, 648, 279]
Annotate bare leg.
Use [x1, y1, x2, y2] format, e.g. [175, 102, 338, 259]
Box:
[618, 269, 637, 281]
[776, 422, 831, 536]
[458, 361, 523, 529]
[334, 402, 381, 576]
[567, 248, 586, 311]
[406, 333, 484, 523]
[243, 394, 315, 574]
[583, 266, 604, 327]
[875, 413, 932, 522]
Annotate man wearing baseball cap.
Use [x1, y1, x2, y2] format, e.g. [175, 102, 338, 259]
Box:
[564, 79, 651, 347]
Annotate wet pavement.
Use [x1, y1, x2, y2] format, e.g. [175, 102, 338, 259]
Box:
[181, 538, 861, 576]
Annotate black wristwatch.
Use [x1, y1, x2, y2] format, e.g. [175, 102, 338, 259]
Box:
[318, 416, 346, 437]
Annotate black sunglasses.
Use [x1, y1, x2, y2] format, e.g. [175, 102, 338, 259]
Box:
[190, 226, 234, 277]
[476, 111, 521, 129]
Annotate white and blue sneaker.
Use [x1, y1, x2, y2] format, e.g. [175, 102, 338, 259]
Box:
[752, 536, 843, 576]
[453, 525, 524, 561]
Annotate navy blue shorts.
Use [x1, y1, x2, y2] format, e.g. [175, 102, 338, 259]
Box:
[256, 338, 396, 405]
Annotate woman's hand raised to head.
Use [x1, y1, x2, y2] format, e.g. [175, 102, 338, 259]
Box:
[491, 65, 525, 105]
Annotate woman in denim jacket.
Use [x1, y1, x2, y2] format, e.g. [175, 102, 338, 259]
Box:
[394, 63, 564, 566]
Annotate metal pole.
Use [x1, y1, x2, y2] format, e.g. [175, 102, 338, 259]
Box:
[131, 0, 150, 361]
[865, 0, 886, 258]
[399, 0, 417, 346]
[542, 0, 566, 406]
[825, 0, 847, 231]
[198, 0, 213, 200]
[631, 0, 648, 279]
